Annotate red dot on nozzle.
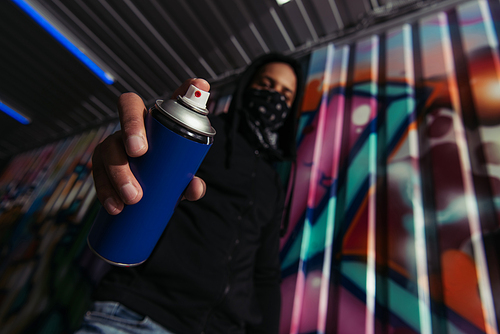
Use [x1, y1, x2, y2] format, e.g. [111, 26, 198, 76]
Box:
[195, 91, 201, 98]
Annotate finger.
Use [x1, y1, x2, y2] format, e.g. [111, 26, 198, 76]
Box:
[182, 176, 206, 202]
[101, 132, 143, 205]
[118, 92, 149, 158]
[95, 132, 143, 213]
[171, 78, 210, 99]
[92, 138, 124, 215]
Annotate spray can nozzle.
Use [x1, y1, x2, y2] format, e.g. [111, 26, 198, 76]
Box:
[178, 85, 210, 115]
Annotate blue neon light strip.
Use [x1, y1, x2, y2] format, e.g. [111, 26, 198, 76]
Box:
[11, 0, 114, 85]
[0, 101, 30, 124]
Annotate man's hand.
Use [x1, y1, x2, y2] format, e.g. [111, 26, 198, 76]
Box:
[92, 78, 210, 215]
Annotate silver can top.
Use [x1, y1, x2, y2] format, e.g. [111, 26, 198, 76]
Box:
[155, 85, 216, 137]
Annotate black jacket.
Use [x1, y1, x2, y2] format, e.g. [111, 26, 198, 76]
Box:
[93, 53, 304, 334]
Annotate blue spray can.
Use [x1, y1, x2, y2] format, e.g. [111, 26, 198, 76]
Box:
[88, 85, 215, 266]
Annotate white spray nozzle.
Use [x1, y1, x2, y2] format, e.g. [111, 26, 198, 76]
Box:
[181, 84, 210, 110]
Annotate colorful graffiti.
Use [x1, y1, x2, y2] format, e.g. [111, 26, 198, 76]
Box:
[0, 124, 116, 334]
[279, 0, 500, 333]
[1, 0, 500, 333]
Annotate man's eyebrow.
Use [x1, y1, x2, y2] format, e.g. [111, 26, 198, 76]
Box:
[262, 75, 295, 95]
[261, 75, 274, 83]
[281, 85, 295, 97]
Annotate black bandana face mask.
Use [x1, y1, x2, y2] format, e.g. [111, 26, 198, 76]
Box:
[242, 88, 291, 155]
[243, 88, 290, 130]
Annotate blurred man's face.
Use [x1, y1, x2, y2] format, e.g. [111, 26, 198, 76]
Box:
[249, 62, 297, 108]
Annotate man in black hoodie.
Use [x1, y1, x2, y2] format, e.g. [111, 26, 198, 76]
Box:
[79, 53, 304, 334]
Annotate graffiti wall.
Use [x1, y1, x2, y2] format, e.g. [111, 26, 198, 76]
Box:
[279, 0, 500, 333]
[0, 123, 117, 334]
[1, 0, 500, 333]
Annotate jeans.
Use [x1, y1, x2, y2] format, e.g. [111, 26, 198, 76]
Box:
[74, 301, 176, 334]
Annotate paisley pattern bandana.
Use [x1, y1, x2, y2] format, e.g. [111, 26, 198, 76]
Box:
[242, 88, 290, 153]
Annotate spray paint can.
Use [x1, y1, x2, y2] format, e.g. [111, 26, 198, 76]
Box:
[87, 85, 215, 266]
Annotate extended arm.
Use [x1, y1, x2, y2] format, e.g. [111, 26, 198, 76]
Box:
[92, 79, 209, 214]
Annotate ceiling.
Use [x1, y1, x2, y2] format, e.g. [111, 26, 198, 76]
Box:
[0, 0, 440, 162]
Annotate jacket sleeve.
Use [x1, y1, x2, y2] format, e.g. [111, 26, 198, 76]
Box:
[247, 185, 285, 334]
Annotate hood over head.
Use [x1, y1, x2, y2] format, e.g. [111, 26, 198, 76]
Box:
[225, 53, 305, 162]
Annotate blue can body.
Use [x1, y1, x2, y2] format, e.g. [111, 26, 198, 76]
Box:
[88, 110, 212, 266]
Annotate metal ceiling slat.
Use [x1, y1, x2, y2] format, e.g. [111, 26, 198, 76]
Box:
[198, 58, 218, 80]
[245, 1, 290, 52]
[106, 84, 122, 100]
[25, 0, 116, 84]
[67, 109, 89, 128]
[2, 64, 105, 128]
[97, 2, 183, 90]
[340, 0, 369, 28]
[96, 0, 182, 87]
[71, 0, 159, 97]
[21, 65, 106, 123]
[55, 119, 73, 134]
[308, 0, 340, 34]
[234, 0, 270, 53]
[73, 106, 95, 124]
[249, 23, 271, 53]
[81, 101, 106, 121]
[296, 0, 319, 42]
[230, 36, 252, 65]
[0, 56, 85, 117]
[148, 0, 217, 80]
[0, 27, 114, 143]
[364, 0, 376, 12]
[0, 39, 84, 125]
[123, 0, 196, 79]
[329, 0, 345, 29]
[212, 1, 265, 60]
[175, 1, 233, 73]
[204, 0, 251, 65]
[88, 96, 116, 118]
[216, 0, 268, 58]
[12, 108, 59, 141]
[53, 0, 142, 95]
[0, 7, 100, 103]
[120, 1, 220, 81]
[279, 2, 311, 45]
[371, 0, 381, 9]
[269, 7, 296, 51]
